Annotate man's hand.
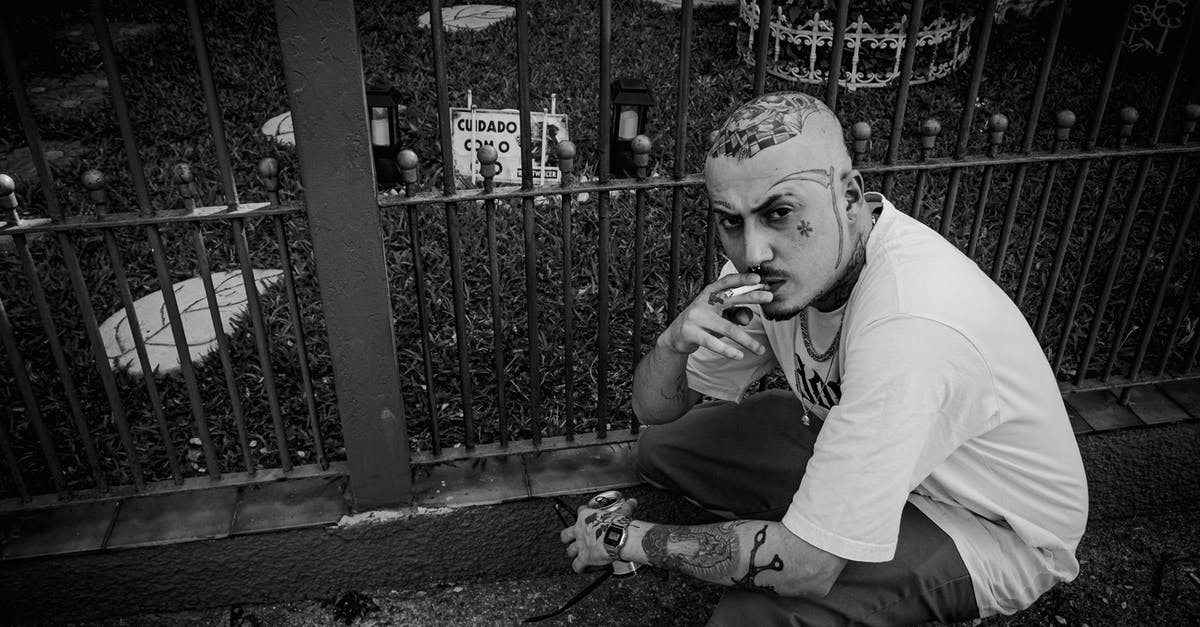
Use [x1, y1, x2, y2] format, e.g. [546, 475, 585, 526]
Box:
[657, 273, 772, 360]
[559, 498, 638, 574]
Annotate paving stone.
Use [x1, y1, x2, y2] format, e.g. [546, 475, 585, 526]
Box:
[418, 5, 515, 31]
[0, 140, 87, 188]
[1, 500, 118, 559]
[98, 269, 283, 377]
[412, 455, 529, 507]
[261, 111, 295, 146]
[106, 488, 238, 549]
[26, 74, 109, 119]
[232, 475, 348, 534]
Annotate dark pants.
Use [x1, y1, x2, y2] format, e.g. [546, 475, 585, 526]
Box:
[635, 391, 979, 626]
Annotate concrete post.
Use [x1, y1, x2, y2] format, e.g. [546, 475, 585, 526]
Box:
[273, 0, 411, 509]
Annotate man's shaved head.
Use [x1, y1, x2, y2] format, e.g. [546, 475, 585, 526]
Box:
[707, 92, 849, 169]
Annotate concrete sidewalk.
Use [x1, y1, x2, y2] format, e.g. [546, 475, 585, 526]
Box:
[69, 422, 1200, 627]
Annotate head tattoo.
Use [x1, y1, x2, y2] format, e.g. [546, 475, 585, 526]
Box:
[707, 92, 827, 161]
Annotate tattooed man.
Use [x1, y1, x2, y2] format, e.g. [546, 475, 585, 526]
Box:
[561, 93, 1088, 625]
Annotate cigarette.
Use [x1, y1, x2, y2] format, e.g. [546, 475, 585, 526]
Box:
[728, 284, 767, 297]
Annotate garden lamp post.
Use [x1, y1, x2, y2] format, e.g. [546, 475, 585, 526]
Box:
[366, 81, 403, 187]
[610, 77, 654, 177]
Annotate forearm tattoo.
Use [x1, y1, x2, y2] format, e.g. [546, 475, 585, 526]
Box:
[730, 524, 785, 593]
[642, 522, 742, 579]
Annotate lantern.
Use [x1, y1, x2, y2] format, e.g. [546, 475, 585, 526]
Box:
[366, 80, 403, 186]
[610, 78, 654, 177]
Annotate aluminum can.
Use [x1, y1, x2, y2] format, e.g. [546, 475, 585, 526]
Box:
[587, 490, 639, 578]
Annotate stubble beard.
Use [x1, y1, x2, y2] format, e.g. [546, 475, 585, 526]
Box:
[762, 235, 868, 320]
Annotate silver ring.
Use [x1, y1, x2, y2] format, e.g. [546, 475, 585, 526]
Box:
[708, 289, 734, 306]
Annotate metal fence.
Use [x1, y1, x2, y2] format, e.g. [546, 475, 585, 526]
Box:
[1, 0, 1199, 511]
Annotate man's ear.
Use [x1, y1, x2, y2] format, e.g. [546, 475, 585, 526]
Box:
[844, 170, 865, 212]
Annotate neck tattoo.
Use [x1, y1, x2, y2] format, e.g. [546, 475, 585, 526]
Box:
[802, 212, 878, 362]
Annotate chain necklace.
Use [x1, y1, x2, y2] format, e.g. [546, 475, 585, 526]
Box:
[801, 310, 841, 362]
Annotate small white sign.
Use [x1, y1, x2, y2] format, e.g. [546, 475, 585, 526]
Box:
[450, 108, 570, 185]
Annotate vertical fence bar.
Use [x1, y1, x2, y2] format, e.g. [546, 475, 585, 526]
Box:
[0, 292, 67, 494]
[185, 0, 238, 205]
[596, 0, 614, 438]
[56, 232, 144, 489]
[0, 22, 64, 220]
[1015, 111, 1073, 307]
[272, 213, 325, 466]
[1052, 162, 1130, 373]
[90, 0, 152, 214]
[399, 154, 441, 454]
[989, 0, 1068, 283]
[823, 0, 850, 110]
[1138, 167, 1200, 379]
[558, 141, 577, 440]
[477, 147, 508, 446]
[228, 221, 288, 471]
[429, 0, 476, 449]
[938, 0, 998, 238]
[880, 0, 924, 199]
[276, 0, 410, 507]
[190, 222, 255, 473]
[0, 409, 30, 501]
[513, 0, 541, 443]
[101, 227, 184, 482]
[910, 119, 940, 222]
[967, 114, 1007, 260]
[145, 223, 223, 477]
[1104, 153, 1185, 381]
[668, 0, 694, 321]
[1131, 110, 1200, 380]
[10, 233, 106, 488]
[752, 0, 774, 95]
[631, 136, 652, 435]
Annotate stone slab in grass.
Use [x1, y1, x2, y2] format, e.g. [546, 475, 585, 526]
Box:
[646, 0, 736, 7]
[418, 5, 515, 31]
[261, 111, 295, 146]
[0, 140, 86, 188]
[26, 75, 109, 120]
[99, 268, 283, 377]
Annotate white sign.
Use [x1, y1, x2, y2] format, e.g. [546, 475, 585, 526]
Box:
[450, 108, 570, 185]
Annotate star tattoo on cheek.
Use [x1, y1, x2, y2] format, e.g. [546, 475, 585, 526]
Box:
[796, 220, 813, 237]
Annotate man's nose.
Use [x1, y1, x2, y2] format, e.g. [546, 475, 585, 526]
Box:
[743, 227, 773, 268]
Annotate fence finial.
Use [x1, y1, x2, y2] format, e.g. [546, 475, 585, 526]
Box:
[919, 119, 941, 160]
[987, 114, 1008, 157]
[0, 173, 18, 226]
[81, 169, 109, 217]
[397, 149, 419, 197]
[477, 145, 498, 193]
[258, 157, 280, 204]
[556, 140, 576, 187]
[1052, 110, 1076, 150]
[632, 135, 652, 180]
[850, 122, 871, 165]
[172, 162, 199, 212]
[1118, 107, 1139, 149]
[1181, 104, 1200, 144]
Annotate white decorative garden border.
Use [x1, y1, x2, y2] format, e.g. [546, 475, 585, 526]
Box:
[738, 0, 976, 90]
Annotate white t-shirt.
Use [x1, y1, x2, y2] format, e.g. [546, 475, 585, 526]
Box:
[686, 193, 1089, 617]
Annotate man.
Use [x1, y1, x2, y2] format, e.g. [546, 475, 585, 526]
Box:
[560, 92, 1088, 625]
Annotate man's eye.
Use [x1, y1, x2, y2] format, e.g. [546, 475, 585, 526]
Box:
[719, 216, 743, 229]
[767, 206, 792, 221]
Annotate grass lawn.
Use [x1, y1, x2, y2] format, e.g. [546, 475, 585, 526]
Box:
[1, 0, 1198, 495]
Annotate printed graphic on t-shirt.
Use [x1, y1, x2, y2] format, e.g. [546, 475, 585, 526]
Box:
[793, 353, 841, 410]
